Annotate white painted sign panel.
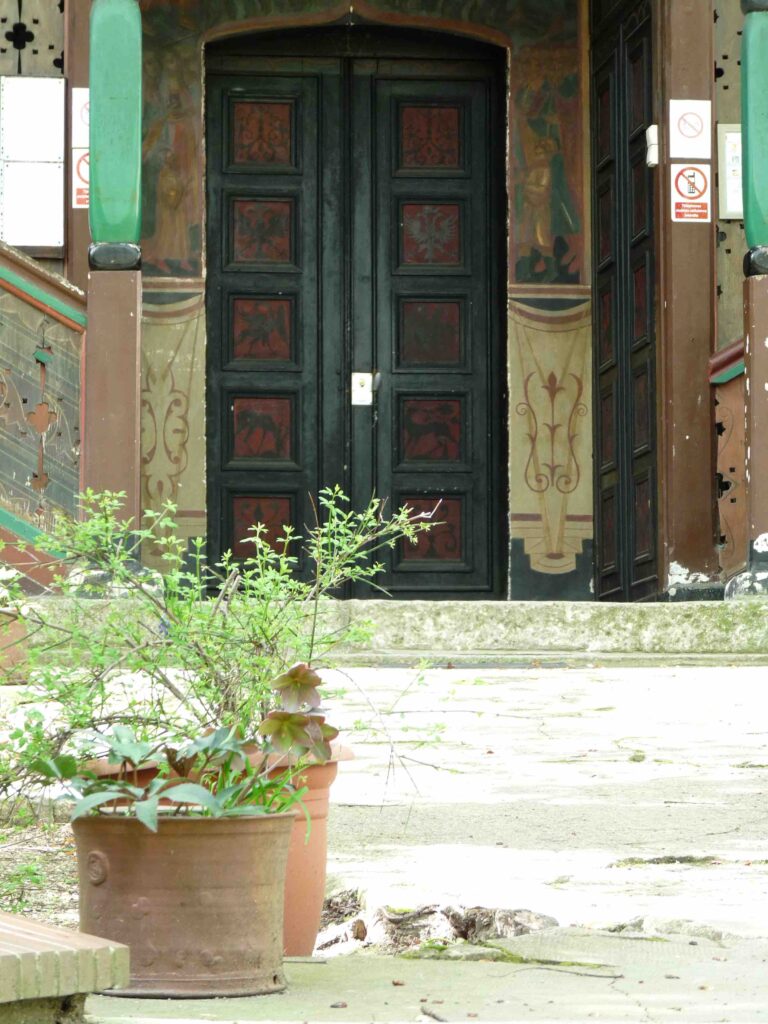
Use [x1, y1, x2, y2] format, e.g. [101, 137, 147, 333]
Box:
[669, 99, 712, 160]
[0, 76, 65, 247]
[671, 163, 712, 223]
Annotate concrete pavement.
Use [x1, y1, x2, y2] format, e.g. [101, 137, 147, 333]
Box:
[324, 665, 768, 938]
[89, 931, 768, 1022]
[86, 663, 768, 1022]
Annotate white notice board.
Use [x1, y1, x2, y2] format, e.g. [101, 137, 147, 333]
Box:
[717, 123, 743, 221]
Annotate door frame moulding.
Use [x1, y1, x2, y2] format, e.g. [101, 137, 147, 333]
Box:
[200, 9, 514, 595]
[654, 0, 721, 597]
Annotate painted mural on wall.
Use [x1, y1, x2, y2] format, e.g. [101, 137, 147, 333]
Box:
[138, 0, 592, 590]
[508, 296, 592, 580]
[512, 68, 583, 285]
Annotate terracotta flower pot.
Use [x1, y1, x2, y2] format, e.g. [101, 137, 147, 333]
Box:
[84, 742, 353, 957]
[73, 813, 294, 998]
[283, 759, 338, 956]
[84, 758, 160, 791]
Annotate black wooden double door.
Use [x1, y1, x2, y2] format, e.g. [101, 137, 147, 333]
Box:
[206, 31, 504, 597]
[591, 0, 659, 601]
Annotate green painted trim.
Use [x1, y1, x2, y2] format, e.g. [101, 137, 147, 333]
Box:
[0, 507, 49, 547]
[712, 360, 746, 385]
[0, 265, 87, 328]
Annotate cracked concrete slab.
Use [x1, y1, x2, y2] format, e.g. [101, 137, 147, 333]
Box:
[323, 666, 768, 939]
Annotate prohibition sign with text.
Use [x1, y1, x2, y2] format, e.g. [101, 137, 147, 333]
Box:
[670, 163, 711, 223]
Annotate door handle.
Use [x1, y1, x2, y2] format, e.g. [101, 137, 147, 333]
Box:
[351, 371, 380, 406]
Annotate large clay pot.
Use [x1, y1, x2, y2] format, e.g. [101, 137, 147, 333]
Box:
[84, 743, 353, 958]
[73, 814, 294, 997]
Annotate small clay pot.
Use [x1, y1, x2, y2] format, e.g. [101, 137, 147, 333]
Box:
[267, 744, 353, 956]
[73, 813, 294, 997]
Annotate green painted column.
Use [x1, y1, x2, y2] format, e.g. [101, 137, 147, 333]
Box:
[89, 0, 142, 261]
[729, 2, 768, 597]
[743, 1, 768, 260]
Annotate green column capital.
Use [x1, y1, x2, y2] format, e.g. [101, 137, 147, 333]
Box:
[89, 0, 142, 254]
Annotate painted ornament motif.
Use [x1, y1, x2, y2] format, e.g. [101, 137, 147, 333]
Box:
[233, 101, 293, 166]
[401, 106, 461, 168]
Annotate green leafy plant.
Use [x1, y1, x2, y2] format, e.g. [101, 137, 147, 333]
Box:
[32, 724, 317, 833]
[0, 487, 433, 809]
[0, 860, 44, 911]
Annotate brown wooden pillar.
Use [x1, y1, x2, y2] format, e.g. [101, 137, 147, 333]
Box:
[656, 0, 721, 593]
[725, 277, 768, 595]
[82, 272, 142, 522]
[64, 0, 91, 292]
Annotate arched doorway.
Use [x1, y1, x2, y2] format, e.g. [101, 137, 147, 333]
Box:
[204, 26, 506, 597]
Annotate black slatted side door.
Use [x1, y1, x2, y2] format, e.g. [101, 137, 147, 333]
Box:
[592, 0, 658, 601]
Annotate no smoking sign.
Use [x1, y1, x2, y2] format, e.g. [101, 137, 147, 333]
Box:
[669, 99, 711, 160]
[671, 163, 711, 223]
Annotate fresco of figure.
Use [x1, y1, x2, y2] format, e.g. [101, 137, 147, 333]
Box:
[513, 71, 582, 286]
[142, 46, 202, 273]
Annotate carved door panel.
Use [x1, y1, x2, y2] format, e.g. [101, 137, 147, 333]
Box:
[592, 0, 658, 601]
[207, 63, 345, 571]
[353, 64, 504, 596]
[206, 31, 504, 597]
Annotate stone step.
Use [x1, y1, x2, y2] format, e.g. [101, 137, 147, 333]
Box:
[0, 911, 127, 1024]
[332, 599, 768, 660]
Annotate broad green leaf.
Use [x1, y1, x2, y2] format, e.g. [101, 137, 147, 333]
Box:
[178, 727, 234, 759]
[71, 790, 129, 819]
[30, 755, 78, 780]
[135, 796, 159, 832]
[105, 727, 155, 768]
[161, 782, 222, 815]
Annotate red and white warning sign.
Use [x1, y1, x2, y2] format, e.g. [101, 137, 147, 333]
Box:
[71, 88, 89, 209]
[671, 163, 711, 223]
[72, 148, 89, 209]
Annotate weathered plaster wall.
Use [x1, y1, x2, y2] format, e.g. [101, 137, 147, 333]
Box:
[138, 0, 592, 597]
